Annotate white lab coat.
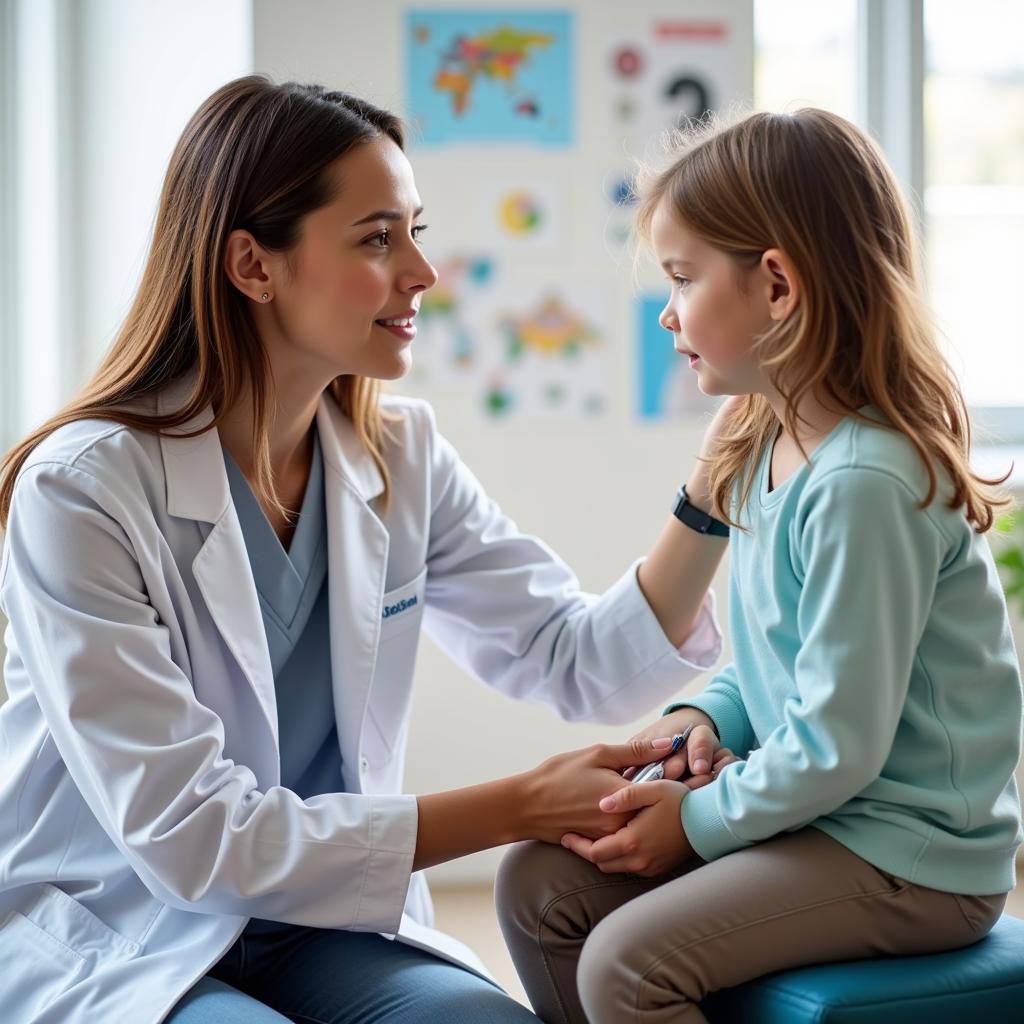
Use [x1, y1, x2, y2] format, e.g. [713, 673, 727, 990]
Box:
[0, 376, 721, 1023]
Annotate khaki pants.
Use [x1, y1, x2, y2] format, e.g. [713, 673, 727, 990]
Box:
[495, 827, 1005, 1024]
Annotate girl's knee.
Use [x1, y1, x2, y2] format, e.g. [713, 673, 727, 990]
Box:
[496, 841, 548, 892]
[496, 840, 595, 931]
[495, 841, 551, 930]
[576, 914, 637, 1019]
[578, 915, 704, 1021]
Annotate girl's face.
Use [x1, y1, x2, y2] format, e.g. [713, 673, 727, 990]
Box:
[255, 137, 438, 385]
[650, 198, 772, 397]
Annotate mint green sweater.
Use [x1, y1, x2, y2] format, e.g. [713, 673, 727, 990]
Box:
[676, 413, 1023, 895]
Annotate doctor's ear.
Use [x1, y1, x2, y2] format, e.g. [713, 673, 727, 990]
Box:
[223, 230, 276, 304]
[758, 248, 800, 322]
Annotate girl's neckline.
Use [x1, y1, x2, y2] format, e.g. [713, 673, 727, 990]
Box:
[758, 411, 861, 510]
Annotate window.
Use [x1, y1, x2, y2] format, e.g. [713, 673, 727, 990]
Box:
[0, 0, 252, 456]
[757, 0, 1023, 454]
[755, 0, 858, 120]
[924, 0, 1024, 432]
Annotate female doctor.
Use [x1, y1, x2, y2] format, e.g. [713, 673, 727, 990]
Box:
[0, 77, 729, 1024]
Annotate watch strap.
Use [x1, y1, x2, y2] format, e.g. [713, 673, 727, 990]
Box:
[671, 484, 730, 538]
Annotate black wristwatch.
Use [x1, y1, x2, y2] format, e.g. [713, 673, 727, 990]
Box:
[671, 484, 730, 538]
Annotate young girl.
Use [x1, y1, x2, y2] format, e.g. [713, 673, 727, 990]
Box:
[0, 77, 733, 1024]
[496, 108, 1023, 1024]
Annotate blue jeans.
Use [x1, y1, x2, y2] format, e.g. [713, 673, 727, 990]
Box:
[166, 920, 539, 1023]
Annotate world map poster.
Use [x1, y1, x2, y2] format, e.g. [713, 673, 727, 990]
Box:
[405, 9, 573, 146]
[405, 251, 609, 421]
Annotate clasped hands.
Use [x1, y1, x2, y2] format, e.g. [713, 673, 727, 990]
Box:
[548, 710, 740, 878]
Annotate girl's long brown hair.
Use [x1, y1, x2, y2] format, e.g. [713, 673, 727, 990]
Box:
[0, 75, 404, 529]
[635, 108, 1008, 532]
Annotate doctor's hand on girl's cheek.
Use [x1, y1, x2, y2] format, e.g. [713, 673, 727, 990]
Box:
[560, 780, 696, 877]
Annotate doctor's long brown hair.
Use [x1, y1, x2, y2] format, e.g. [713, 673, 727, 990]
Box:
[634, 108, 1008, 532]
[0, 75, 402, 529]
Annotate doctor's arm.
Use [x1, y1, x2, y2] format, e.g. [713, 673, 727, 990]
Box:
[412, 734, 679, 870]
[635, 396, 736, 648]
[1, 461, 684, 920]
[419, 401, 733, 726]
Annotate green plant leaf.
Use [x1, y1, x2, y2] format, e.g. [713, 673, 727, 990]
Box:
[995, 512, 1018, 534]
[996, 548, 1024, 572]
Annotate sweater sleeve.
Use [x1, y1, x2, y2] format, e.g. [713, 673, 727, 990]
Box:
[681, 467, 945, 861]
[664, 662, 757, 756]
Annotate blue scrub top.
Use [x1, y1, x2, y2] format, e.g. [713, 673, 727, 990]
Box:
[222, 429, 347, 935]
[222, 429, 343, 801]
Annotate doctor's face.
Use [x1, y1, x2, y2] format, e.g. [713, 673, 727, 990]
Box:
[263, 137, 438, 382]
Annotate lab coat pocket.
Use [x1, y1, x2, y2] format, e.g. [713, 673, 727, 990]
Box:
[34, 883, 142, 960]
[2, 911, 86, 1020]
[379, 567, 428, 640]
[367, 568, 427, 760]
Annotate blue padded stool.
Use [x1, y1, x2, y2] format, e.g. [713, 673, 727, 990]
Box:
[700, 913, 1024, 1023]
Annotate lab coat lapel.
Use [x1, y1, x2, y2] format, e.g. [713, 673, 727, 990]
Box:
[191, 509, 280, 773]
[157, 381, 280, 781]
[316, 395, 388, 791]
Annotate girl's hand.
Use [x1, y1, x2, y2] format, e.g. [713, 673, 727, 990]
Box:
[682, 746, 743, 791]
[521, 737, 678, 845]
[625, 707, 720, 783]
[560, 780, 695, 877]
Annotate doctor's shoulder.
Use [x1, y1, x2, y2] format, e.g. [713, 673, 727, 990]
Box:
[378, 393, 435, 441]
[376, 393, 442, 469]
[12, 414, 167, 525]
[373, 394, 477, 504]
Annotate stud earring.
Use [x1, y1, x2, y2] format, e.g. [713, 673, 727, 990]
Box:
[260, 292, 270, 302]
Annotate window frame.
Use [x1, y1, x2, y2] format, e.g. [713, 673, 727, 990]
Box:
[858, 0, 1023, 455]
[3, 0, 78, 452]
